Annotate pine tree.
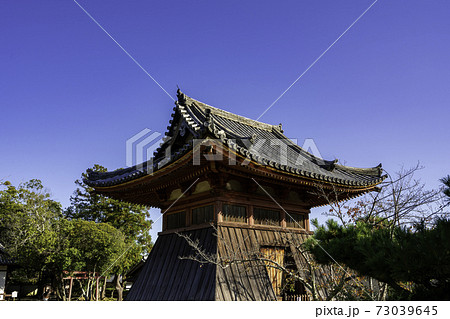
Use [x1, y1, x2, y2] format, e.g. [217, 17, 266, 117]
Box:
[441, 175, 450, 202]
[307, 218, 450, 300]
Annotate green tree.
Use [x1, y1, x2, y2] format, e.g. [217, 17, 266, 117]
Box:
[65, 165, 152, 251]
[307, 167, 448, 300]
[306, 218, 450, 300]
[0, 179, 130, 300]
[0, 179, 64, 297]
[61, 219, 126, 300]
[65, 165, 153, 300]
[441, 175, 450, 202]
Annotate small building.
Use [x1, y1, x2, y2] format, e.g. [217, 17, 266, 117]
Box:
[85, 90, 385, 300]
[0, 244, 15, 300]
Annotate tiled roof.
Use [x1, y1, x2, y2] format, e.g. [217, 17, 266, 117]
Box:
[86, 90, 385, 188]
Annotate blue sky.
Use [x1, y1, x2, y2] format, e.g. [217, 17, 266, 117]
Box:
[1, 1, 449, 241]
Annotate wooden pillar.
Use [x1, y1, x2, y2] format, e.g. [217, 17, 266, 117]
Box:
[216, 200, 223, 223]
[96, 276, 100, 301]
[68, 277, 73, 301]
[248, 205, 254, 226]
[281, 210, 286, 228]
[187, 207, 192, 227]
[162, 209, 167, 231]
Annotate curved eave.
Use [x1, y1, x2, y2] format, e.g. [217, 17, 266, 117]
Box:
[309, 188, 378, 209]
[85, 148, 194, 191]
[206, 126, 386, 189]
[87, 142, 386, 193]
[226, 148, 386, 192]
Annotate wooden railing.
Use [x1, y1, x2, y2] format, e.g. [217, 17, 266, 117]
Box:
[0, 292, 18, 301]
[283, 294, 310, 301]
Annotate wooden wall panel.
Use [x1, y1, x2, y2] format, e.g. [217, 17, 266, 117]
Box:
[127, 225, 327, 301]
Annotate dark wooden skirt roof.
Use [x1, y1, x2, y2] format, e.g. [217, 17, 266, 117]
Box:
[126, 225, 330, 301]
[126, 227, 217, 301]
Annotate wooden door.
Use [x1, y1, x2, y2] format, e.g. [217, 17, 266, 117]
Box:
[260, 247, 285, 297]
